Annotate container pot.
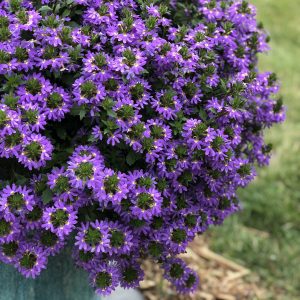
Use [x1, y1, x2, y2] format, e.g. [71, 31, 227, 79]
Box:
[0, 248, 99, 300]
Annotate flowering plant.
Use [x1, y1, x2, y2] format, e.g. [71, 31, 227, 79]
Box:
[0, 0, 284, 295]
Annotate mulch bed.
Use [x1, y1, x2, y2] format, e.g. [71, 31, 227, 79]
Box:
[140, 237, 267, 300]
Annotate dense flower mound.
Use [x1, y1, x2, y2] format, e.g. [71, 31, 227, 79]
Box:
[0, 0, 284, 295]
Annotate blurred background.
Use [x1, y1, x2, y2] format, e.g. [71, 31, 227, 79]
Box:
[209, 0, 300, 298]
[141, 1, 300, 299]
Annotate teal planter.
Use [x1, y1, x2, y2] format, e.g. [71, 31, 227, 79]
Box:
[0, 249, 99, 300]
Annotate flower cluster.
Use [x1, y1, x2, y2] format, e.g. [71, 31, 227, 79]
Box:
[0, 0, 284, 295]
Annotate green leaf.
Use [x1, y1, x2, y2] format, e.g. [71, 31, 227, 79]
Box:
[42, 189, 53, 204]
[126, 151, 140, 166]
[198, 108, 208, 121]
[79, 109, 86, 120]
[107, 110, 117, 118]
[39, 6, 53, 13]
[14, 174, 27, 185]
[62, 9, 71, 17]
[56, 128, 67, 140]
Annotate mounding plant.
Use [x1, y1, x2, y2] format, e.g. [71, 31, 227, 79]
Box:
[0, 0, 284, 295]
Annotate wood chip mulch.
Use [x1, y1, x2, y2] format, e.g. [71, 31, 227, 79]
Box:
[140, 237, 268, 300]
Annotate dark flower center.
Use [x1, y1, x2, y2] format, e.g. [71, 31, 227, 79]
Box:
[171, 229, 187, 244]
[103, 175, 119, 194]
[0, 219, 11, 236]
[184, 214, 197, 228]
[110, 229, 125, 248]
[20, 251, 37, 270]
[137, 176, 152, 189]
[5, 131, 22, 148]
[130, 83, 144, 100]
[97, 4, 109, 16]
[26, 206, 43, 222]
[94, 53, 107, 68]
[148, 241, 163, 257]
[175, 145, 188, 159]
[7, 192, 25, 212]
[53, 175, 70, 193]
[81, 81, 97, 99]
[170, 263, 184, 279]
[15, 47, 29, 62]
[0, 110, 8, 128]
[47, 92, 63, 109]
[122, 49, 136, 67]
[137, 193, 154, 210]
[43, 45, 59, 60]
[151, 216, 163, 230]
[26, 79, 42, 95]
[50, 209, 69, 228]
[95, 271, 112, 289]
[237, 164, 251, 177]
[151, 125, 164, 139]
[185, 274, 196, 288]
[122, 266, 138, 283]
[179, 46, 191, 60]
[0, 27, 11, 42]
[116, 105, 135, 121]
[24, 141, 42, 161]
[2, 241, 18, 257]
[75, 162, 94, 181]
[192, 123, 207, 139]
[182, 82, 197, 99]
[78, 250, 94, 262]
[84, 228, 102, 246]
[0, 16, 9, 27]
[40, 230, 59, 247]
[104, 78, 119, 91]
[0, 50, 11, 64]
[22, 109, 38, 125]
[17, 10, 29, 24]
[175, 195, 187, 210]
[177, 171, 193, 186]
[160, 90, 175, 108]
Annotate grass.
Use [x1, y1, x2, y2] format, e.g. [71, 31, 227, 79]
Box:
[209, 1, 300, 299]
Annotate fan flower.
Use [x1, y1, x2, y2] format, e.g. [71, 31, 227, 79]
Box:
[14, 243, 47, 279]
[42, 202, 77, 238]
[18, 133, 53, 170]
[90, 263, 120, 296]
[75, 220, 110, 253]
[0, 184, 35, 221]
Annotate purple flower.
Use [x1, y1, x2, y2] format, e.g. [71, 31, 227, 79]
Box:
[130, 187, 162, 221]
[42, 202, 77, 238]
[106, 221, 134, 255]
[119, 259, 144, 289]
[16, 73, 52, 104]
[18, 133, 53, 170]
[43, 87, 72, 121]
[14, 242, 48, 279]
[0, 213, 20, 243]
[75, 220, 110, 253]
[0, 238, 19, 264]
[38, 230, 65, 256]
[90, 263, 120, 296]
[0, 104, 21, 136]
[0, 184, 35, 221]
[94, 169, 129, 205]
[73, 77, 106, 105]
[67, 153, 103, 190]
